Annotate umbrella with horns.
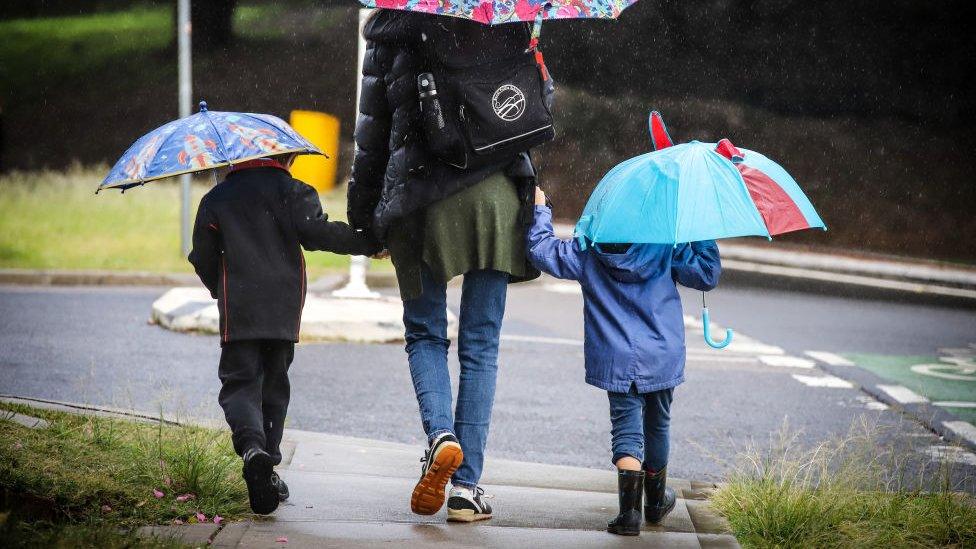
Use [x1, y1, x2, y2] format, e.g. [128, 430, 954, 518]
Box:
[575, 112, 827, 349]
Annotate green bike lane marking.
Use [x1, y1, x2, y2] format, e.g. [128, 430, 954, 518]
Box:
[845, 352, 976, 425]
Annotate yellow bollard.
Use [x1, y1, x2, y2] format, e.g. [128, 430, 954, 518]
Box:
[289, 110, 340, 192]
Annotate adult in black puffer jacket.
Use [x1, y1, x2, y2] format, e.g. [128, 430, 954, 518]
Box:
[348, 10, 541, 236]
[348, 9, 552, 522]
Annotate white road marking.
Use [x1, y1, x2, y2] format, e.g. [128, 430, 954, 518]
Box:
[727, 341, 786, 356]
[759, 355, 816, 369]
[910, 362, 976, 381]
[943, 421, 976, 446]
[500, 335, 756, 363]
[686, 355, 764, 364]
[543, 283, 581, 294]
[501, 334, 582, 346]
[934, 401, 976, 409]
[791, 374, 854, 388]
[877, 384, 929, 404]
[856, 395, 889, 411]
[922, 445, 976, 467]
[804, 351, 854, 366]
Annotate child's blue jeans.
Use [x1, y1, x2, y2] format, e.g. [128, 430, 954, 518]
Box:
[607, 385, 674, 472]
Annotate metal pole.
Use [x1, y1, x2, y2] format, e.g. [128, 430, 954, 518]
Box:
[178, 0, 193, 257]
[333, 8, 380, 299]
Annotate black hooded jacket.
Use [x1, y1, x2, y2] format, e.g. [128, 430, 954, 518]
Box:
[347, 9, 542, 237]
[189, 165, 380, 344]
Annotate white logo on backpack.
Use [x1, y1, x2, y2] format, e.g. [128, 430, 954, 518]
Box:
[492, 84, 525, 122]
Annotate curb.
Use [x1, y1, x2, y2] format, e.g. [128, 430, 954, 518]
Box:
[0, 394, 186, 426]
[552, 222, 976, 301]
[0, 269, 201, 287]
[812, 363, 976, 453]
[0, 268, 400, 289]
[7, 235, 974, 300]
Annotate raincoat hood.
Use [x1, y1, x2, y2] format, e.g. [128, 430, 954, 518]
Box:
[593, 244, 666, 283]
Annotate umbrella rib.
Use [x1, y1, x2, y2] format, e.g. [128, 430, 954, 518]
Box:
[673, 155, 682, 246]
[144, 122, 186, 184]
[238, 112, 314, 154]
[203, 111, 234, 164]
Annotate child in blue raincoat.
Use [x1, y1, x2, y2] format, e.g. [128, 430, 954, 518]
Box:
[526, 187, 720, 536]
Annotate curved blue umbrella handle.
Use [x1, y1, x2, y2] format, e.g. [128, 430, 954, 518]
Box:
[702, 307, 733, 349]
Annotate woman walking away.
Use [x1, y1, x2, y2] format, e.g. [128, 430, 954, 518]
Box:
[347, 10, 553, 522]
[526, 188, 721, 536]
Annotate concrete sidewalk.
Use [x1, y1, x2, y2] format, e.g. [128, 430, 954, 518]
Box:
[140, 430, 738, 548]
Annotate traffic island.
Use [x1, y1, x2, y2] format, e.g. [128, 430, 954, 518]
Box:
[150, 287, 458, 343]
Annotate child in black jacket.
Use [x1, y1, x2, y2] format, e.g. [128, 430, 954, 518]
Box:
[189, 153, 379, 514]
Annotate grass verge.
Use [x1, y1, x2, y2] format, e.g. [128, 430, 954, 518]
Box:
[0, 165, 374, 275]
[710, 423, 976, 548]
[0, 401, 248, 546]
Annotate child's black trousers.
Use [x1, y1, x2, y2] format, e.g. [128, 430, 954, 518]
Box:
[218, 339, 294, 464]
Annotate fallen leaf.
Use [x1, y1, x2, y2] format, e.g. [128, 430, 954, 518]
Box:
[173, 519, 184, 525]
[152, 489, 165, 499]
[176, 493, 196, 502]
[164, 476, 173, 487]
[213, 515, 223, 525]
[135, 500, 146, 508]
[196, 512, 207, 523]
[101, 505, 112, 513]
[12, 441, 22, 450]
[276, 536, 288, 543]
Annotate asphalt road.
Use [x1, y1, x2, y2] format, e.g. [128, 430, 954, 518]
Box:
[1, 279, 974, 491]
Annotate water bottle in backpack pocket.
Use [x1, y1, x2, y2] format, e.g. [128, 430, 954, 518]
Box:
[417, 72, 467, 168]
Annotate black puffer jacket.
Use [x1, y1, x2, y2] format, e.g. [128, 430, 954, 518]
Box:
[348, 9, 541, 237]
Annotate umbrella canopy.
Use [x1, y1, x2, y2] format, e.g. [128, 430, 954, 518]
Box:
[358, 0, 639, 25]
[100, 101, 322, 192]
[574, 112, 826, 248]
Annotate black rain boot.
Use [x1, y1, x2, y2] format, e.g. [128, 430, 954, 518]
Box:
[607, 470, 644, 536]
[644, 465, 676, 524]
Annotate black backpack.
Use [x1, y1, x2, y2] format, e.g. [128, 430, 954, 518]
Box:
[417, 20, 555, 170]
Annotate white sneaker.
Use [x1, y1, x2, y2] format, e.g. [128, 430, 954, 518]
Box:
[447, 485, 493, 522]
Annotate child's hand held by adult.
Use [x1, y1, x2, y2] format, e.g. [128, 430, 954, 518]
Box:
[534, 186, 547, 206]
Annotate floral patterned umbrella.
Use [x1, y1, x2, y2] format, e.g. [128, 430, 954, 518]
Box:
[359, 0, 640, 45]
[360, 0, 639, 25]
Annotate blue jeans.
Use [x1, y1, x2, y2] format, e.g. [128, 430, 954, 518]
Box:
[607, 385, 674, 472]
[403, 265, 509, 488]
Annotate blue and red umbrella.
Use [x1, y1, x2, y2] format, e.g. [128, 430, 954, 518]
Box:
[575, 111, 826, 348]
[713, 137, 824, 238]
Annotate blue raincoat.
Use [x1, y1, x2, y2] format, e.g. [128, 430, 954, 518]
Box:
[527, 206, 721, 393]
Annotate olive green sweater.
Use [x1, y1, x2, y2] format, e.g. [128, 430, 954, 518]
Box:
[387, 172, 532, 301]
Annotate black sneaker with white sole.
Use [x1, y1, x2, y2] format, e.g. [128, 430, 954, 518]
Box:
[411, 432, 464, 515]
[242, 447, 279, 515]
[447, 485, 493, 522]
